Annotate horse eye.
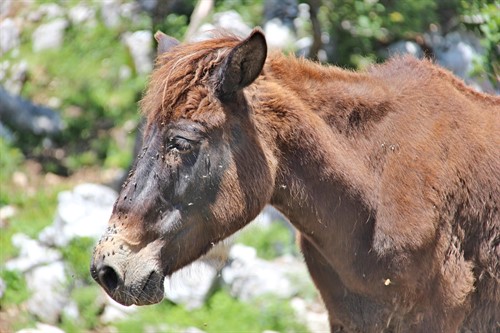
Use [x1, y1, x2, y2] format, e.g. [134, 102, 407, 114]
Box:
[167, 136, 193, 152]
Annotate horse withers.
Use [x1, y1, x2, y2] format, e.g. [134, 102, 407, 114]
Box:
[91, 29, 500, 332]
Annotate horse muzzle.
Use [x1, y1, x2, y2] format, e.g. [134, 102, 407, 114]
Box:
[90, 234, 165, 306]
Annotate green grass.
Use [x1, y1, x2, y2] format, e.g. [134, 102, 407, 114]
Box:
[236, 221, 298, 260]
[115, 290, 308, 333]
[0, 270, 31, 307]
[0, 135, 69, 263]
[0, 181, 68, 263]
[61, 237, 96, 284]
[60, 285, 103, 332]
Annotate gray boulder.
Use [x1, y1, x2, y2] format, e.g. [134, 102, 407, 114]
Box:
[25, 261, 69, 324]
[5, 234, 61, 273]
[68, 4, 96, 25]
[101, 0, 121, 28]
[194, 11, 252, 41]
[0, 85, 63, 136]
[222, 244, 309, 301]
[100, 292, 137, 324]
[39, 183, 117, 247]
[122, 30, 153, 75]
[16, 323, 65, 333]
[164, 261, 219, 309]
[0, 18, 20, 55]
[0, 276, 5, 299]
[32, 18, 68, 52]
[433, 31, 481, 79]
[386, 40, 424, 59]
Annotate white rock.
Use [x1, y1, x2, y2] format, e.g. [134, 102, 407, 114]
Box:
[264, 18, 296, 50]
[37, 4, 64, 20]
[122, 30, 153, 75]
[183, 328, 206, 333]
[1, 60, 28, 95]
[214, 11, 252, 37]
[39, 183, 117, 247]
[290, 297, 329, 333]
[101, 0, 121, 28]
[61, 300, 79, 322]
[387, 41, 424, 59]
[0, 204, 16, 224]
[0, 18, 20, 55]
[101, 292, 137, 324]
[193, 10, 251, 41]
[164, 261, 219, 310]
[68, 5, 95, 25]
[429, 31, 483, 80]
[16, 323, 65, 333]
[25, 261, 69, 324]
[0, 0, 13, 18]
[32, 18, 68, 52]
[0, 277, 5, 299]
[5, 234, 61, 272]
[222, 244, 309, 301]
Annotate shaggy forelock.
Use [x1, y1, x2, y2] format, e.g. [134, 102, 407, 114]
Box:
[140, 34, 243, 125]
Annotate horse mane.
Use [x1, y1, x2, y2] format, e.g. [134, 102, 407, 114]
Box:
[140, 32, 242, 125]
[141, 32, 498, 130]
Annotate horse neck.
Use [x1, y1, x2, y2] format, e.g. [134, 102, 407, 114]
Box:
[254, 54, 382, 241]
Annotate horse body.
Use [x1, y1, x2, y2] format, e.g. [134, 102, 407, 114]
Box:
[91, 29, 500, 332]
[256, 52, 499, 332]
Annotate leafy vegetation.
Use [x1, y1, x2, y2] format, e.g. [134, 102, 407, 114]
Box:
[319, 0, 499, 78]
[61, 237, 96, 284]
[0, 270, 30, 307]
[0, 138, 24, 206]
[60, 285, 103, 332]
[236, 221, 297, 260]
[114, 290, 307, 333]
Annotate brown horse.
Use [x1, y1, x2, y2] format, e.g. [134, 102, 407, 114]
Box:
[91, 29, 500, 332]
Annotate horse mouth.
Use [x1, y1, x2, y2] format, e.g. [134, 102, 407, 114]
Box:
[91, 262, 165, 306]
[110, 271, 165, 306]
[137, 270, 165, 305]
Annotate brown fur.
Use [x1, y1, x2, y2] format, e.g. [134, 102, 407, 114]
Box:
[92, 30, 500, 332]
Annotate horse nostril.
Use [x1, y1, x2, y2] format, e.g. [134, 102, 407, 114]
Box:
[98, 265, 119, 293]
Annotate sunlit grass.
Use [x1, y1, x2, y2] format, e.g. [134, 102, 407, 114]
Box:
[115, 290, 308, 333]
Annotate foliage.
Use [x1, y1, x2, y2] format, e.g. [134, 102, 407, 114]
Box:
[0, 139, 24, 205]
[0, 270, 31, 307]
[214, 0, 264, 27]
[60, 285, 103, 332]
[318, 0, 436, 67]
[2, 7, 148, 175]
[318, 0, 499, 76]
[236, 221, 297, 260]
[157, 13, 190, 40]
[115, 290, 307, 333]
[61, 237, 96, 284]
[0, 182, 66, 263]
[460, 1, 500, 87]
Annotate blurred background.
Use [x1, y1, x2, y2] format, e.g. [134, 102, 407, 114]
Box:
[0, 0, 498, 332]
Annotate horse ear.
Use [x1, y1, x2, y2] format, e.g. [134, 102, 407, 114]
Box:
[154, 31, 180, 55]
[216, 28, 267, 99]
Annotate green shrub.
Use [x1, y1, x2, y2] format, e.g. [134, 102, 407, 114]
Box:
[0, 139, 24, 205]
[319, 0, 438, 68]
[61, 285, 103, 332]
[460, 1, 499, 88]
[236, 222, 297, 260]
[316, 0, 498, 86]
[115, 290, 308, 332]
[0, 270, 31, 307]
[61, 237, 96, 284]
